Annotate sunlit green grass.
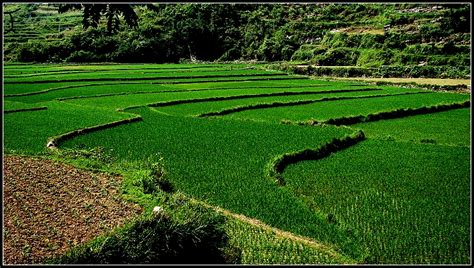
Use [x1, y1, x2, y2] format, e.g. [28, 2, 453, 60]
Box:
[283, 139, 470, 264]
[3, 101, 133, 154]
[223, 92, 470, 123]
[352, 108, 471, 146]
[3, 65, 254, 78]
[3, 63, 471, 264]
[4, 69, 284, 83]
[62, 86, 386, 111]
[3, 63, 253, 74]
[154, 89, 400, 117]
[225, 217, 355, 264]
[59, 107, 364, 259]
[3, 100, 46, 111]
[4, 76, 305, 97]
[5, 80, 354, 103]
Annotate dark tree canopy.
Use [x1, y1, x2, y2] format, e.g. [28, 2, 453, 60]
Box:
[58, 4, 142, 33]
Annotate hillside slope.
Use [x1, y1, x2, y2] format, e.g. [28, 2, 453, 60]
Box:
[3, 3, 471, 78]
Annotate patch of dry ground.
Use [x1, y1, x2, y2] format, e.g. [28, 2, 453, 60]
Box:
[3, 155, 143, 264]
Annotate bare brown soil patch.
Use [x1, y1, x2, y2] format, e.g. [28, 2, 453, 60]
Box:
[3, 155, 143, 264]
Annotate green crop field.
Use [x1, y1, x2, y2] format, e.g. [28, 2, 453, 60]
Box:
[3, 63, 471, 264]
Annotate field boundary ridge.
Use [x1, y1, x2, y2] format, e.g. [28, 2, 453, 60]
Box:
[148, 88, 381, 108]
[55, 84, 334, 101]
[5, 73, 288, 85]
[265, 130, 365, 186]
[293, 100, 471, 126]
[46, 116, 143, 150]
[188, 197, 357, 264]
[197, 91, 431, 118]
[4, 106, 47, 114]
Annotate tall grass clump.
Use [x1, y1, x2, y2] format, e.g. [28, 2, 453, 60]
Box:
[48, 194, 237, 264]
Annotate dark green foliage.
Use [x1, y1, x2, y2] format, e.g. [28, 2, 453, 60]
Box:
[4, 3, 470, 69]
[291, 45, 327, 62]
[66, 50, 101, 62]
[297, 66, 375, 78]
[291, 65, 469, 79]
[16, 40, 69, 62]
[59, 146, 115, 164]
[49, 202, 234, 264]
[356, 49, 395, 67]
[420, 138, 436, 144]
[58, 4, 138, 33]
[143, 161, 174, 194]
[440, 4, 470, 33]
[3, 106, 47, 114]
[312, 47, 360, 66]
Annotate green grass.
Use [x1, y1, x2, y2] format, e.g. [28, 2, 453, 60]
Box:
[58, 107, 365, 259]
[223, 92, 470, 123]
[4, 76, 310, 97]
[3, 101, 133, 154]
[4, 69, 285, 84]
[3, 100, 47, 112]
[3, 63, 471, 264]
[282, 139, 470, 263]
[154, 89, 394, 117]
[63, 87, 386, 112]
[225, 217, 355, 264]
[4, 80, 361, 103]
[352, 108, 471, 146]
[3, 63, 252, 73]
[3, 66, 255, 78]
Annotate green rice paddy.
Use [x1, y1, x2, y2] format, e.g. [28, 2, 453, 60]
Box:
[3, 63, 471, 264]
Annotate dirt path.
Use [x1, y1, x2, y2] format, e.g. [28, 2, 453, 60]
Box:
[3, 155, 143, 264]
[189, 198, 355, 263]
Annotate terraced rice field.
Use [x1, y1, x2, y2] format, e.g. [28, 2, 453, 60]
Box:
[3, 63, 471, 264]
[3, 4, 82, 44]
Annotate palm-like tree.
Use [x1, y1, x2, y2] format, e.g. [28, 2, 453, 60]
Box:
[58, 4, 159, 33]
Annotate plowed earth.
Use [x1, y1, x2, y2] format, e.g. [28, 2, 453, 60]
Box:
[3, 155, 143, 264]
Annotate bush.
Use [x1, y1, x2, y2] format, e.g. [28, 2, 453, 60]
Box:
[356, 49, 395, 67]
[320, 32, 350, 48]
[65, 50, 102, 62]
[304, 66, 374, 77]
[312, 47, 360, 66]
[49, 196, 239, 264]
[290, 44, 327, 61]
[16, 41, 66, 62]
[358, 34, 385, 49]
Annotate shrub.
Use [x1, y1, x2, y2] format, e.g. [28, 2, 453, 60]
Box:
[291, 44, 327, 61]
[358, 34, 385, 49]
[65, 50, 102, 62]
[356, 49, 395, 67]
[312, 47, 360, 66]
[49, 196, 239, 264]
[16, 40, 67, 62]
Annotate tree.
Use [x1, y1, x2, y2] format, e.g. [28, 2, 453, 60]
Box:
[58, 4, 158, 33]
[4, 7, 21, 33]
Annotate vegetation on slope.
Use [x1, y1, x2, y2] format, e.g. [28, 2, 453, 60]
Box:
[3, 3, 470, 79]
